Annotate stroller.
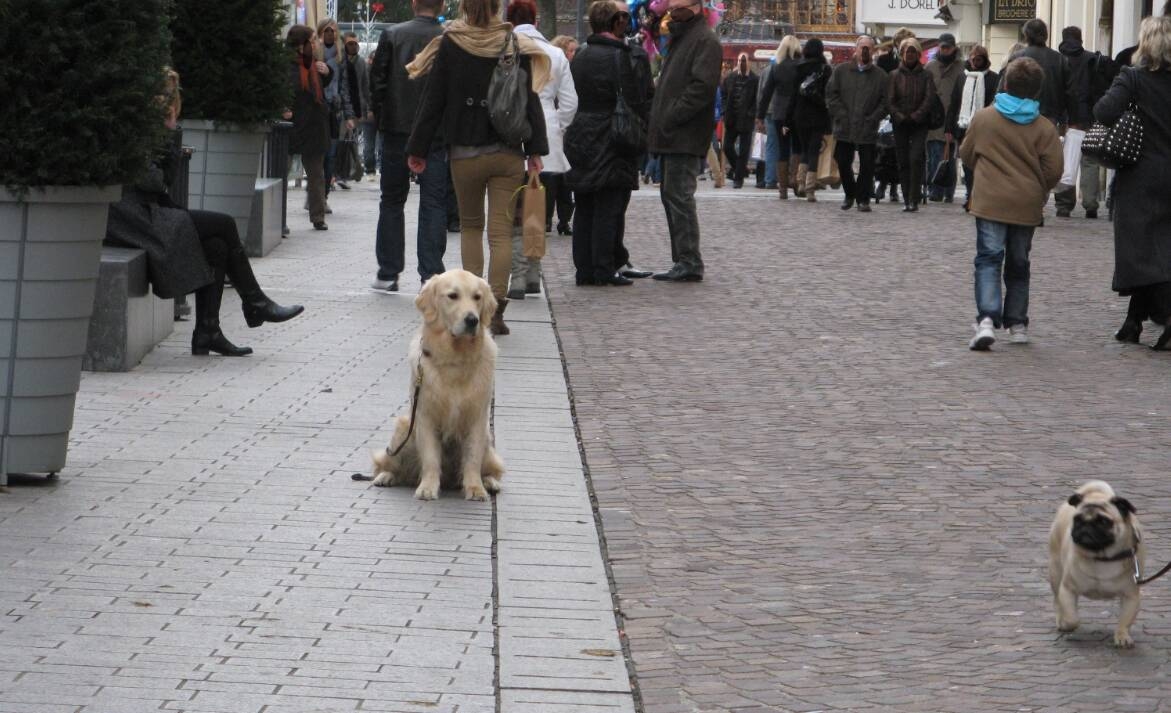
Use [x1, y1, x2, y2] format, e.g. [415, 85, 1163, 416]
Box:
[873, 116, 900, 204]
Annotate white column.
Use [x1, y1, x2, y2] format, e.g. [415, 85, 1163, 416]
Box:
[1113, 0, 1140, 56]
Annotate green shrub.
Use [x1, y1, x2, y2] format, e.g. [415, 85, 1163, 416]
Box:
[170, 0, 289, 125]
[0, 0, 171, 192]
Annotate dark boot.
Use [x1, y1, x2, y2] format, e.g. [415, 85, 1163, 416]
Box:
[489, 299, 510, 336]
[1117, 295, 1147, 343]
[225, 241, 305, 328]
[192, 276, 252, 356]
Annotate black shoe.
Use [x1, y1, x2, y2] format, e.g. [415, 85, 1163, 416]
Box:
[1086, 209, 1098, 219]
[856, 203, 872, 213]
[242, 299, 305, 328]
[313, 221, 328, 231]
[764, 182, 778, 189]
[525, 282, 540, 294]
[620, 264, 653, 279]
[557, 224, 572, 236]
[928, 196, 942, 203]
[755, 182, 766, 189]
[336, 181, 350, 190]
[599, 273, 634, 286]
[733, 180, 744, 189]
[652, 270, 703, 282]
[944, 197, 954, 204]
[447, 222, 461, 233]
[575, 275, 596, 286]
[1115, 320, 1143, 344]
[507, 287, 526, 300]
[902, 204, 918, 213]
[1056, 209, 1071, 218]
[840, 198, 854, 211]
[192, 329, 252, 356]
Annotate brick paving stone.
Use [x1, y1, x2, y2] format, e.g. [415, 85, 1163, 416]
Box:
[544, 184, 1171, 712]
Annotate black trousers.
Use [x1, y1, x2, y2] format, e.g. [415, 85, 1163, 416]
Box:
[723, 124, 752, 182]
[540, 172, 574, 231]
[893, 124, 927, 206]
[834, 141, 876, 205]
[573, 187, 630, 281]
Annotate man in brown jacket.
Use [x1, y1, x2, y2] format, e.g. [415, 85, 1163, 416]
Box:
[959, 57, 1062, 351]
[648, 0, 722, 282]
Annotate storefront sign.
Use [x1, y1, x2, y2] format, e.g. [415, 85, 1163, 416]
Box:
[859, 0, 947, 27]
[987, 0, 1037, 23]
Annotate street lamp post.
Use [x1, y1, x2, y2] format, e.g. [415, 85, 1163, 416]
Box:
[577, 0, 585, 39]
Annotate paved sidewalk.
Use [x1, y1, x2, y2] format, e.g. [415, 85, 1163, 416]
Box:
[0, 181, 633, 713]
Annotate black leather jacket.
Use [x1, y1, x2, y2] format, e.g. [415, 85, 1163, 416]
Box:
[370, 16, 443, 136]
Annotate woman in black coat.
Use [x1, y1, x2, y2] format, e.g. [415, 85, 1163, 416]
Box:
[563, 6, 648, 286]
[886, 38, 936, 211]
[1095, 16, 1171, 349]
[106, 69, 304, 357]
[946, 45, 998, 207]
[785, 37, 831, 201]
[286, 25, 334, 230]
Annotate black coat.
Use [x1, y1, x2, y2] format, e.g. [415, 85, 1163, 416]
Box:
[407, 36, 548, 158]
[647, 14, 722, 157]
[1094, 67, 1171, 293]
[1008, 45, 1076, 124]
[104, 130, 214, 299]
[370, 16, 443, 136]
[288, 62, 334, 157]
[564, 36, 649, 193]
[945, 68, 998, 137]
[786, 58, 831, 133]
[1059, 39, 1095, 126]
[720, 69, 758, 132]
[757, 57, 798, 123]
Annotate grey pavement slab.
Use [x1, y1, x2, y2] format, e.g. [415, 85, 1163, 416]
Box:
[0, 180, 632, 712]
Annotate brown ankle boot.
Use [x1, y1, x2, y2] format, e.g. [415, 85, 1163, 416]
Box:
[777, 170, 789, 200]
[490, 300, 510, 336]
[805, 171, 818, 202]
[794, 165, 808, 198]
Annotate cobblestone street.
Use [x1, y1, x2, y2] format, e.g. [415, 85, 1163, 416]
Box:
[544, 185, 1171, 712]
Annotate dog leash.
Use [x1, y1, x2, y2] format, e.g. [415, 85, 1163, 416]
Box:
[351, 365, 424, 482]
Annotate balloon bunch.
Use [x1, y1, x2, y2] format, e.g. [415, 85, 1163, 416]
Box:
[631, 0, 726, 58]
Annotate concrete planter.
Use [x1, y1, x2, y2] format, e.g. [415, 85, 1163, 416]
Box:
[1, 185, 122, 485]
[181, 119, 266, 244]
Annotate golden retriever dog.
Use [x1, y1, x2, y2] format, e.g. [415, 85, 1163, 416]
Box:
[370, 270, 504, 501]
[1048, 480, 1144, 647]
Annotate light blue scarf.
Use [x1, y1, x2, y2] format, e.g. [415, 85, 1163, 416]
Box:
[993, 92, 1040, 125]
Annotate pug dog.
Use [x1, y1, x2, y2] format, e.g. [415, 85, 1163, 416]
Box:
[1048, 480, 1144, 648]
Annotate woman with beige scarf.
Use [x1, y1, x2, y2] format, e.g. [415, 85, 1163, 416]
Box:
[406, 0, 550, 336]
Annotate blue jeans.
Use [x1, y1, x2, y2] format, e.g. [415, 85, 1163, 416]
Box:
[360, 122, 380, 173]
[927, 139, 956, 201]
[376, 133, 448, 282]
[644, 154, 662, 183]
[974, 218, 1034, 328]
[764, 119, 780, 185]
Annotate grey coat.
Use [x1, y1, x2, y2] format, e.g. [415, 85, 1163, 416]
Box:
[1094, 66, 1171, 293]
[104, 131, 214, 299]
[757, 57, 798, 123]
[826, 62, 888, 144]
[925, 58, 963, 142]
[647, 13, 722, 157]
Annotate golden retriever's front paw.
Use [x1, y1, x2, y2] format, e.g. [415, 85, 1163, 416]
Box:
[414, 481, 440, 500]
[464, 483, 488, 501]
[372, 472, 394, 487]
[483, 476, 502, 493]
[1114, 630, 1135, 648]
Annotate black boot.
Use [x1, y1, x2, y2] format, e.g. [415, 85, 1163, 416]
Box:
[224, 242, 305, 328]
[1117, 295, 1147, 343]
[192, 277, 252, 356]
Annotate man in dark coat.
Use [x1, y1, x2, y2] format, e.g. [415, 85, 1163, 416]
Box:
[369, 0, 447, 292]
[720, 52, 758, 189]
[826, 35, 887, 211]
[647, 0, 722, 282]
[1054, 25, 1099, 218]
[925, 32, 963, 202]
[1008, 19, 1077, 126]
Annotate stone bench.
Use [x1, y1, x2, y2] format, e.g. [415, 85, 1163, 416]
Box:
[245, 177, 283, 258]
[83, 247, 174, 372]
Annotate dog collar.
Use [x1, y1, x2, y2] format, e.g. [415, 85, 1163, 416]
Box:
[1094, 548, 1136, 563]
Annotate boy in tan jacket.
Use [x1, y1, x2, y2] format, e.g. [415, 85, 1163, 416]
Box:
[959, 57, 1063, 350]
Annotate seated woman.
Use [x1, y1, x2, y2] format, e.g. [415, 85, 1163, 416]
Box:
[104, 69, 303, 356]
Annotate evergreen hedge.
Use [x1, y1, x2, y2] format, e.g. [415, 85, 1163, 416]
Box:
[170, 0, 289, 126]
[0, 0, 171, 192]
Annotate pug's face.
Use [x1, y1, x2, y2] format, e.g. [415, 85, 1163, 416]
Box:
[1068, 492, 1136, 552]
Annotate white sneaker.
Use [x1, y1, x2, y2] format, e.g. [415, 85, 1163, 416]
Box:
[969, 317, 996, 351]
[1009, 324, 1029, 344]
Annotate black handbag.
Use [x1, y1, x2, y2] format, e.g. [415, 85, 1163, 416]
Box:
[799, 64, 827, 98]
[1082, 68, 1143, 169]
[610, 50, 647, 154]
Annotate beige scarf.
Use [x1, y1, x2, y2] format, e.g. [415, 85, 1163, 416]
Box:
[407, 19, 551, 93]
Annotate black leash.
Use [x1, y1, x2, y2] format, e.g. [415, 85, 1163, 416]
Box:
[1137, 559, 1171, 586]
[351, 366, 424, 481]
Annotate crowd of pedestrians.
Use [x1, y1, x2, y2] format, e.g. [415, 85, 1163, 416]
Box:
[270, 0, 1171, 357]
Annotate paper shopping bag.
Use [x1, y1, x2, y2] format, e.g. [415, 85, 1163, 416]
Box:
[521, 173, 546, 259]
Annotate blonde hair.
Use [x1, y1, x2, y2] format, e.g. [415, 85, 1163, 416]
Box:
[315, 18, 345, 65]
[1135, 15, 1171, 71]
[892, 27, 916, 47]
[161, 67, 181, 125]
[776, 35, 801, 61]
[899, 37, 923, 57]
[550, 35, 578, 53]
[460, 0, 502, 26]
